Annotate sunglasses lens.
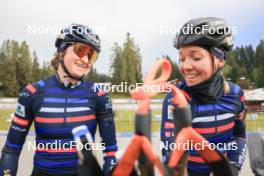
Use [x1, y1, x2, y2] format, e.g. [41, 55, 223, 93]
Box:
[73, 43, 98, 63]
[89, 51, 98, 63]
[74, 43, 90, 58]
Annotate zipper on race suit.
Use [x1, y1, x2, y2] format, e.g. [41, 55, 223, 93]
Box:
[64, 89, 68, 123]
[214, 104, 217, 133]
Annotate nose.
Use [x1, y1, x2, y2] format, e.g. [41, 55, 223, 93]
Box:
[180, 59, 194, 71]
[79, 55, 89, 63]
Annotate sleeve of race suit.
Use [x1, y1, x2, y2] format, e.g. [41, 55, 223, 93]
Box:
[96, 91, 118, 175]
[160, 93, 175, 164]
[0, 85, 35, 176]
[227, 88, 247, 174]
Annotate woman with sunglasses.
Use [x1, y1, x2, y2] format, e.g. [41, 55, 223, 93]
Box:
[160, 17, 247, 176]
[0, 23, 117, 176]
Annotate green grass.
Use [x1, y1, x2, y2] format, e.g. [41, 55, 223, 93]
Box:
[114, 110, 161, 132]
[246, 113, 264, 131]
[1, 109, 263, 132]
[0, 109, 14, 130]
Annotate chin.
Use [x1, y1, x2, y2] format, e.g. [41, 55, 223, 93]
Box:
[75, 73, 85, 78]
[185, 79, 200, 86]
[72, 68, 85, 76]
[69, 70, 84, 78]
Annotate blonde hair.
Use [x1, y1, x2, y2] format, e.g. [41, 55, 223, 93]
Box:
[223, 78, 230, 94]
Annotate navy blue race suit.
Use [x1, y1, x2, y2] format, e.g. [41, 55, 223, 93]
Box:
[0, 75, 118, 176]
[160, 82, 247, 176]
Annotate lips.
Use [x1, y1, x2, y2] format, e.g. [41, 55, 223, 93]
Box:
[75, 63, 86, 69]
[184, 73, 199, 79]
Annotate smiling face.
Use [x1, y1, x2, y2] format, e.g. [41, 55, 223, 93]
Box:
[178, 45, 225, 86]
[62, 45, 92, 78]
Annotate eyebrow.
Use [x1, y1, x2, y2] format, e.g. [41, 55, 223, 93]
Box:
[189, 50, 201, 54]
[179, 49, 201, 55]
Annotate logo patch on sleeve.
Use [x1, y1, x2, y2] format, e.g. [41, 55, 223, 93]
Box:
[16, 103, 25, 117]
[167, 105, 174, 120]
[105, 94, 112, 109]
[105, 94, 112, 103]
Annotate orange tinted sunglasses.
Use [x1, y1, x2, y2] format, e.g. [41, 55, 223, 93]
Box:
[72, 43, 98, 64]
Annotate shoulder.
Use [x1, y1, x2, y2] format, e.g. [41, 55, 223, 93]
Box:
[222, 82, 245, 112]
[22, 79, 47, 96]
[90, 83, 112, 112]
[226, 82, 244, 98]
[24, 80, 45, 94]
[24, 75, 58, 94]
[81, 80, 100, 93]
[83, 81, 112, 101]
[18, 79, 47, 108]
[20, 76, 56, 100]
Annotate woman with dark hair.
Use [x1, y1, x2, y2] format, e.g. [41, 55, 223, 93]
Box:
[161, 17, 247, 176]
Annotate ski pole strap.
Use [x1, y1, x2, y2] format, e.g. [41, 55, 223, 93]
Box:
[168, 126, 234, 176]
[172, 104, 192, 135]
[135, 111, 154, 175]
[135, 112, 152, 139]
[112, 135, 165, 176]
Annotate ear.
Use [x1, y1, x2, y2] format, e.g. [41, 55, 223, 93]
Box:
[218, 59, 225, 68]
[213, 55, 225, 69]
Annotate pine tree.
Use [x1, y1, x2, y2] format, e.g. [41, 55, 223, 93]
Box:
[244, 45, 255, 80]
[41, 61, 54, 80]
[31, 51, 42, 82]
[1, 40, 19, 97]
[254, 40, 264, 87]
[0, 40, 20, 96]
[110, 42, 125, 84]
[121, 33, 142, 85]
[16, 41, 32, 89]
[165, 55, 183, 81]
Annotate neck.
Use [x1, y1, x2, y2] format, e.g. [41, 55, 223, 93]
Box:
[187, 70, 224, 103]
[57, 65, 79, 84]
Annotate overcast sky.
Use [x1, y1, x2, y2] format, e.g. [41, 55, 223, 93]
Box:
[1, 0, 264, 75]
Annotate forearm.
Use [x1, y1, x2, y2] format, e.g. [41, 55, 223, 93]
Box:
[98, 113, 118, 175]
[0, 145, 21, 175]
[227, 137, 247, 169]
